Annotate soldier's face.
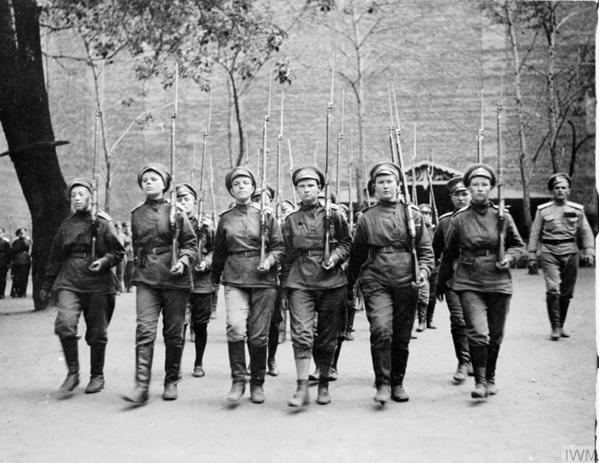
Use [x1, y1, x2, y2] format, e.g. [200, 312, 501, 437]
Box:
[177, 193, 196, 216]
[296, 179, 320, 205]
[70, 186, 92, 212]
[451, 190, 470, 209]
[374, 174, 398, 201]
[468, 177, 491, 204]
[421, 210, 432, 226]
[141, 172, 165, 198]
[230, 176, 254, 203]
[552, 181, 570, 202]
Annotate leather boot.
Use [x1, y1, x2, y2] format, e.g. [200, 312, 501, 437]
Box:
[451, 333, 471, 381]
[426, 300, 436, 329]
[470, 345, 488, 399]
[546, 295, 561, 340]
[372, 347, 391, 404]
[226, 341, 246, 403]
[374, 383, 390, 405]
[85, 344, 106, 394]
[345, 308, 356, 340]
[122, 344, 153, 404]
[486, 344, 500, 396]
[249, 344, 267, 404]
[288, 379, 309, 407]
[59, 337, 80, 394]
[163, 344, 183, 400]
[267, 324, 279, 376]
[391, 348, 409, 402]
[317, 378, 331, 405]
[416, 304, 427, 332]
[559, 297, 571, 338]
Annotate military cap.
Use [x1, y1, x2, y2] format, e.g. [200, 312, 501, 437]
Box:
[176, 182, 197, 200]
[251, 183, 275, 201]
[137, 163, 171, 192]
[292, 165, 325, 187]
[366, 178, 376, 196]
[370, 162, 401, 182]
[418, 203, 433, 214]
[225, 166, 256, 192]
[446, 176, 467, 194]
[463, 163, 496, 188]
[68, 177, 94, 194]
[547, 172, 571, 190]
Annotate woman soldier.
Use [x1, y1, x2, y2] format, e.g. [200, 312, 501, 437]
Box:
[211, 167, 284, 404]
[11, 227, 31, 298]
[123, 163, 197, 405]
[281, 166, 352, 407]
[41, 178, 125, 395]
[175, 182, 215, 377]
[347, 162, 434, 405]
[437, 163, 525, 400]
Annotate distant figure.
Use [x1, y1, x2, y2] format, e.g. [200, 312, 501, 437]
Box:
[0, 227, 12, 299]
[527, 173, 595, 341]
[11, 228, 31, 298]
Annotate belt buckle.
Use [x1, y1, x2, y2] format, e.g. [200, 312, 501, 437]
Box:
[151, 248, 159, 255]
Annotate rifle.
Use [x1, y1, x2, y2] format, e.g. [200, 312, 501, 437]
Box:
[391, 85, 424, 288]
[496, 99, 506, 267]
[259, 75, 272, 269]
[208, 146, 217, 230]
[387, 84, 398, 164]
[287, 139, 297, 206]
[169, 63, 179, 268]
[91, 60, 105, 262]
[427, 149, 439, 228]
[411, 123, 417, 204]
[197, 85, 212, 267]
[335, 89, 345, 205]
[323, 53, 334, 264]
[275, 90, 284, 223]
[477, 89, 484, 163]
[348, 128, 354, 227]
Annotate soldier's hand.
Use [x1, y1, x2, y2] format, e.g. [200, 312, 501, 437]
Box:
[527, 259, 539, 275]
[195, 261, 208, 273]
[171, 261, 185, 275]
[584, 255, 595, 267]
[89, 260, 103, 272]
[40, 289, 50, 301]
[411, 271, 427, 289]
[322, 257, 338, 271]
[257, 260, 271, 273]
[435, 287, 445, 302]
[496, 256, 513, 270]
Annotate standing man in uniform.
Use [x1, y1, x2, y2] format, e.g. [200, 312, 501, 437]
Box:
[415, 203, 438, 332]
[527, 173, 595, 340]
[281, 166, 352, 407]
[348, 162, 434, 405]
[41, 178, 125, 395]
[0, 228, 12, 299]
[433, 177, 472, 382]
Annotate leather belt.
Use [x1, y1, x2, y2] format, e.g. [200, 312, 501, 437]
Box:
[373, 245, 409, 253]
[147, 246, 171, 255]
[230, 250, 260, 258]
[297, 249, 325, 256]
[70, 252, 90, 259]
[462, 249, 496, 257]
[542, 238, 575, 245]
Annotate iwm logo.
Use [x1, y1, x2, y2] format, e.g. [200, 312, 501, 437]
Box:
[562, 446, 597, 462]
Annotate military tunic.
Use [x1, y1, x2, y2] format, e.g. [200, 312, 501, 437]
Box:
[0, 238, 11, 298]
[11, 236, 31, 297]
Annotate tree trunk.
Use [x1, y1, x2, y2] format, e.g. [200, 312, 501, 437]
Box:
[351, 1, 367, 208]
[545, 3, 560, 173]
[0, 0, 70, 310]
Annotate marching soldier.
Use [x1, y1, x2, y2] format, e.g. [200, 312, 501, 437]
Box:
[437, 164, 524, 400]
[41, 178, 125, 395]
[432, 177, 473, 382]
[176, 182, 215, 377]
[527, 173, 595, 340]
[415, 203, 438, 332]
[11, 228, 31, 298]
[281, 166, 352, 407]
[211, 167, 284, 404]
[123, 163, 197, 405]
[348, 162, 434, 405]
[0, 227, 11, 299]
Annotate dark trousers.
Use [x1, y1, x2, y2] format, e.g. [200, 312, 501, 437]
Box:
[54, 290, 116, 345]
[458, 291, 511, 348]
[0, 264, 8, 297]
[11, 263, 30, 297]
[541, 252, 579, 300]
[289, 287, 345, 360]
[223, 286, 277, 347]
[361, 280, 419, 385]
[445, 288, 470, 364]
[135, 284, 188, 348]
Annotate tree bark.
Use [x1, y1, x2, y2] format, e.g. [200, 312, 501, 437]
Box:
[0, 0, 70, 310]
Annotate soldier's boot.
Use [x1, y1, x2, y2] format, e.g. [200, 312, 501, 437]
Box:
[486, 344, 500, 396]
[426, 299, 437, 329]
[391, 349, 409, 402]
[559, 297, 571, 338]
[470, 345, 488, 399]
[267, 324, 279, 377]
[249, 344, 267, 404]
[452, 333, 471, 382]
[288, 380, 310, 407]
[163, 344, 183, 401]
[345, 308, 356, 340]
[226, 341, 246, 403]
[416, 303, 427, 332]
[546, 295, 561, 341]
[316, 354, 334, 405]
[316, 378, 331, 405]
[59, 337, 80, 394]
[372, 347, 391, 405]
[122, 344, 153, 405]
[85, 343, 106, 394]
[330, 337, 344, 381]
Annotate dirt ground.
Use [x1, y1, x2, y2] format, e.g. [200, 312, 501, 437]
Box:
[0, 267, 596, 463]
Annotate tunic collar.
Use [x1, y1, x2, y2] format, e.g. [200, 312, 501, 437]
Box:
[379, 199, 398, 208]
[470, 201, 491, 215]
